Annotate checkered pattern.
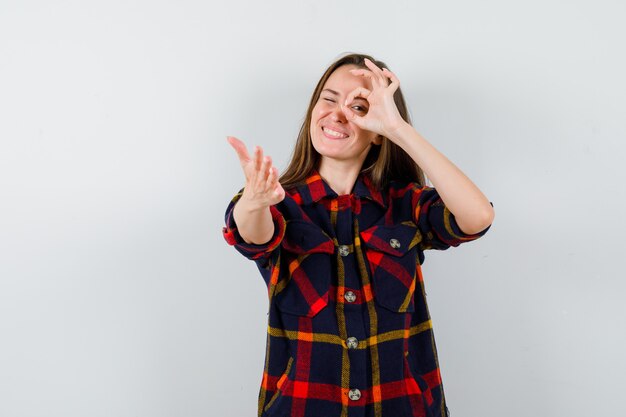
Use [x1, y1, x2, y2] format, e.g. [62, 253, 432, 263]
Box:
[222, 168, 492, 417]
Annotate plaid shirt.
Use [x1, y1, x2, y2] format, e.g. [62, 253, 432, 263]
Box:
[222, 168, 492, 417]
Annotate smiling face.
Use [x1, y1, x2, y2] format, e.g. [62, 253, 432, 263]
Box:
[309, 65, 381, 171]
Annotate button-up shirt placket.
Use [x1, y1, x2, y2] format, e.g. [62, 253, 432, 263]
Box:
[329, 195, 368, 416]
[330, 193, 387, 417]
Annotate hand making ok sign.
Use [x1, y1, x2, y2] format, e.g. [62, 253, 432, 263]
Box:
[342, 58, 408, 141]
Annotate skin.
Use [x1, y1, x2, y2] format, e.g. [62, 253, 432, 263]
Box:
[228, 58, 495, 244]
[309, 64, 381, 194]
[226, 136, 284, 245]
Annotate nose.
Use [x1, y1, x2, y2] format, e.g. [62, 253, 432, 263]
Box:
[330, 103, 347, 123]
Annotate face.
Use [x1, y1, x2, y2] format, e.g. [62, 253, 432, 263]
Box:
[309, 65, 381, 169]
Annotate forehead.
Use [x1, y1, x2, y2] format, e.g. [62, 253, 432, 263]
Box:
[323, 64, 373, 93]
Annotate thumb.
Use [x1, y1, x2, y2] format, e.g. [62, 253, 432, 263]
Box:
[342, 106, 364, 127]
[226, 136, 251, 166]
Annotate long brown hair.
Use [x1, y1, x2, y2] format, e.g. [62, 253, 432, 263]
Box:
[279, 53, 425, 191]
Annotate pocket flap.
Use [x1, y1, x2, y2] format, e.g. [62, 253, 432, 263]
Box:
[360, 221, 422, 256]
[275, 219, 333, 317]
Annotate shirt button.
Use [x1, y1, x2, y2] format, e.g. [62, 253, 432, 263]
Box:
[348, 388, 361, 400]
[338, 245, 350, 257]
[346, 337, 359, 349]
[389, 238, 401, 249]
[344, 291, 356, 303]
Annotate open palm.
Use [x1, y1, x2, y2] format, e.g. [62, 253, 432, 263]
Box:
[226, 136, 285, 210]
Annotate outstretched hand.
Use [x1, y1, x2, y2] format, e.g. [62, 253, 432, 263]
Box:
[226, 136, 286, 210]
[342, 58, 407, 140]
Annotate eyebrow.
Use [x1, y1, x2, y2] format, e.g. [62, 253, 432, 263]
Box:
[321, 88, 368, 101]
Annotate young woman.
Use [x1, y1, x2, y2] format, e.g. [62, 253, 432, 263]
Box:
[223, 53, 494, 417]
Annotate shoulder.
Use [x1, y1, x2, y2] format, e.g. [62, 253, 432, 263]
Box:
[384, 179, 429, 201]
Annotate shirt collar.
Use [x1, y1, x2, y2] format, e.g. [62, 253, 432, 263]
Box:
[293, 168, 386, 208]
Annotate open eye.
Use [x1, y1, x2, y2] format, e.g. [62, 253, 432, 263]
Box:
[352, 105, 368, 113]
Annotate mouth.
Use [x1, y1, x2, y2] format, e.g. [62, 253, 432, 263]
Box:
[322, 126, 349, 139]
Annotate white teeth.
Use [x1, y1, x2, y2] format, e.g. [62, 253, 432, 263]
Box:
[323, 127, 348, 138]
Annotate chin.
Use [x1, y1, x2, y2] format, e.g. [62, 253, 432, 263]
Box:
[312, 140, 340, 158]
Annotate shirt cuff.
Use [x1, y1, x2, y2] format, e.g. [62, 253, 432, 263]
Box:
[222, 199, 286, 261]
[435, 201, 493, 245]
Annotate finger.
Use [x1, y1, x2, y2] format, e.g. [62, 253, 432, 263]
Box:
[349, 67, 382, 89]
[273, 182, 285, 200]
[256, 155, 272, 191]
[266, 165, 278, 191]
[342, 106, 360, 124]
[254, 146, 263, 173]
[363, 58, 387, 86]
[349, 68, 374, 77]
[344, 87, 371, 106]
[382, 68, 400, 93]
[226, 136, 251, 166]
[365, 59, 387, 85]
[263, 155, 273, 183]
[272, 180, 284, 200]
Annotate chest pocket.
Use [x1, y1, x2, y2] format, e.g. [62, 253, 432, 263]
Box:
[360, 221, 422, 313]
[274, 219, 335, 317]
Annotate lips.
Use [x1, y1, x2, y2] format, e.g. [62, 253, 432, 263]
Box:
[322, 126, 349, 139]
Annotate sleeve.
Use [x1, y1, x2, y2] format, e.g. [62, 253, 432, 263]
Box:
[412, 185, 493, 250]
[222, 188, 286, 268]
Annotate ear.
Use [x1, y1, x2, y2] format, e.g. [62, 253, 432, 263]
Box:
[372, 135, 383, 145]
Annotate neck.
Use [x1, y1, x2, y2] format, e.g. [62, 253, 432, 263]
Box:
[318, 159, 362, 196]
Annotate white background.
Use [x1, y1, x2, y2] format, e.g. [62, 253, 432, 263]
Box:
[1, 1, 625, 416]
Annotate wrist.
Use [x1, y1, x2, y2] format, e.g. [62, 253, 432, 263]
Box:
[384, 120, 413, 144]
[236, 193, 269, 214]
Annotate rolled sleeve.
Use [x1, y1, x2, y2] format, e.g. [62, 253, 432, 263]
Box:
[413, 185, 493, 250]
[222, 189, 286, 267]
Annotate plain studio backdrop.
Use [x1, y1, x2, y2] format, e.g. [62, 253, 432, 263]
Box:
[1, 0, 625, 416]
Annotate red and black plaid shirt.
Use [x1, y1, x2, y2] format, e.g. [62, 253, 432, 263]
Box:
[223, 168, 492, 417]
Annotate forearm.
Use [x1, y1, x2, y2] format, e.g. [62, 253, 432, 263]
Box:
[232, 197, 275, 245]
[389, 122, 495, 234]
